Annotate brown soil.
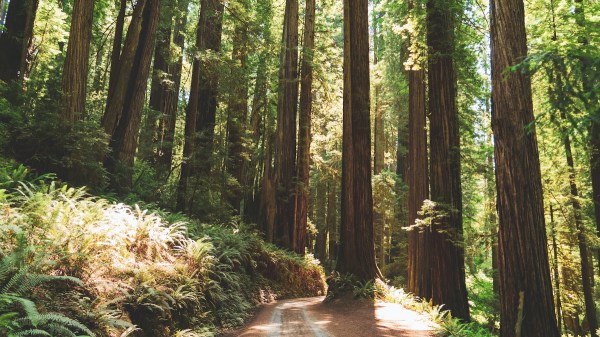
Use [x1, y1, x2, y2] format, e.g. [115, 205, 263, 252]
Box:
[219, 296, 438, 337]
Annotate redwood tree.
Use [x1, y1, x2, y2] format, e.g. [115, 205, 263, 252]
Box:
[406, 60, 430, 300]
[273, 0, 300, 248]
[336, 0, 379, 281]
[491, 0, 560, 333]
[102, 0, 161, 193]
[426, 0, 469, 321]
[60, 0, 95, 122]
[292, 0, 315, 255]
[176, 0, 224, 212]
[0, 0, 39, 83]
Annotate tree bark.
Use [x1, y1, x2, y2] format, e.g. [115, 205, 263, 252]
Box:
[143, 0, 188, 180]
[60, 0, 95, 122]
[426, 0, 469, 320]
[107, 0, 127, 99]
[292, 0, 315, 255]
[315, 179, 327, 261]
[406, 67, 430, 300]
[155, 1, 188, 177]
[226, 4, 250, 213]
[490, 0, 560, 333]
[326, 180, 337, 261]
[103, 0, 162, 193]
[194, 0, 224, 177]
[549, 63, 598, 337]
[336, 0, 379, 281]
[405, 0, 430, 301]
[176, 0, 224, 212]
[549, 205, 563, 334]
[0, 0, 39, 84]
[274, 0, 300, 248]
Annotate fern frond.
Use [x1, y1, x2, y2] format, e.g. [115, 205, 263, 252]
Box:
[37, 314, 94, 336]
[10, 329, 52, 337]
[44, 322, 78, 337]
[0, 254, 19, 286]
[10, 296, 40, 322]
[14, 274, 83, 295]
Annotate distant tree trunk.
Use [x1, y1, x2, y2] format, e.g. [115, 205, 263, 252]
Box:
[274, 0, 299, 248]
[490, 0, 560, 333]
[326, 180, 337, 261]
[107, 0, 127, 98]
[572, 0, 600, 276]
[194, 0, 224, 177]
[549, 64, 598, 337]
[315, 179, 327, 261]
[549, 205, 563, 334]
[140, 6, 174, 163]
[0, 0, 39, 83]
[262, 131, 277, 242]
[373, 9, 385, 268]
[60, 0, 95, 123]
[245, 0, 273, 224]
[226, 9, 249, 213]
[176, 0, 224, 211]
[142, 0, 187, 180]
[177, 5, 203, 213]
[426, 0, 469, 320]
[103, 0, 161, 194]
[155, 1, 188, 177]
[336, 0, 379, 281]
[293, 0, 315, 255]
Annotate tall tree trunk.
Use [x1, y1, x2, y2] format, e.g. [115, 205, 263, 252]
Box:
[326, 180, 337, 261]
[406, 0, 430, 301]
[293, 0, 315, 255]
[315, 179, 327, 261]
[426, 0, 469, 320]
[336, 0, 379, 281]
[406, 66, 430, 300]
[372, 1, 386, 268]
[107, 0, 127, 100]
[143, 0, 188, 180]
[177, 5, 203, 212]
[274, 0, 299, 248]
[573, 0, 600, 277]
[262, 131, 277, 242]
[549, 205, 563, 334]
[155, 1, 188, 177]
[60, 0, 95, 123]
[0, 0, 39, 84]
[550, 64, 598, 336]
[140, 6, 174, 163]
[103, 0, 162, 194]
[226, 6, 249, 213]
[194, 0, 224, 177]
[176, 0, 224, 212]
[490, 0, 560, 333]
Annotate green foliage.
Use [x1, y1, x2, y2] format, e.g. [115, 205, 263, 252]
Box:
[0, 231, 93, 337]
[0, 173, 325, 335]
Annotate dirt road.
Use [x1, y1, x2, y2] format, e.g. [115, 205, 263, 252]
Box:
[222, 297, 437, 337]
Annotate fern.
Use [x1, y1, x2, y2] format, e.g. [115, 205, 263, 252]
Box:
[10, 329, 53, 337]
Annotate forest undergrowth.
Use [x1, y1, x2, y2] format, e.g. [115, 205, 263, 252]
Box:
[0, 160, 325, 337]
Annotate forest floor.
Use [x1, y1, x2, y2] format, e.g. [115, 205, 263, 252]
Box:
[220, 296, 437, 337]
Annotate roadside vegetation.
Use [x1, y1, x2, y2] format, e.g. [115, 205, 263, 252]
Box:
[0, 160, 325, 336]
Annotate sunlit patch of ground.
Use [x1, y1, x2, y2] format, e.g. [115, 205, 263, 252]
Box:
[224, 296, 437, 337]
